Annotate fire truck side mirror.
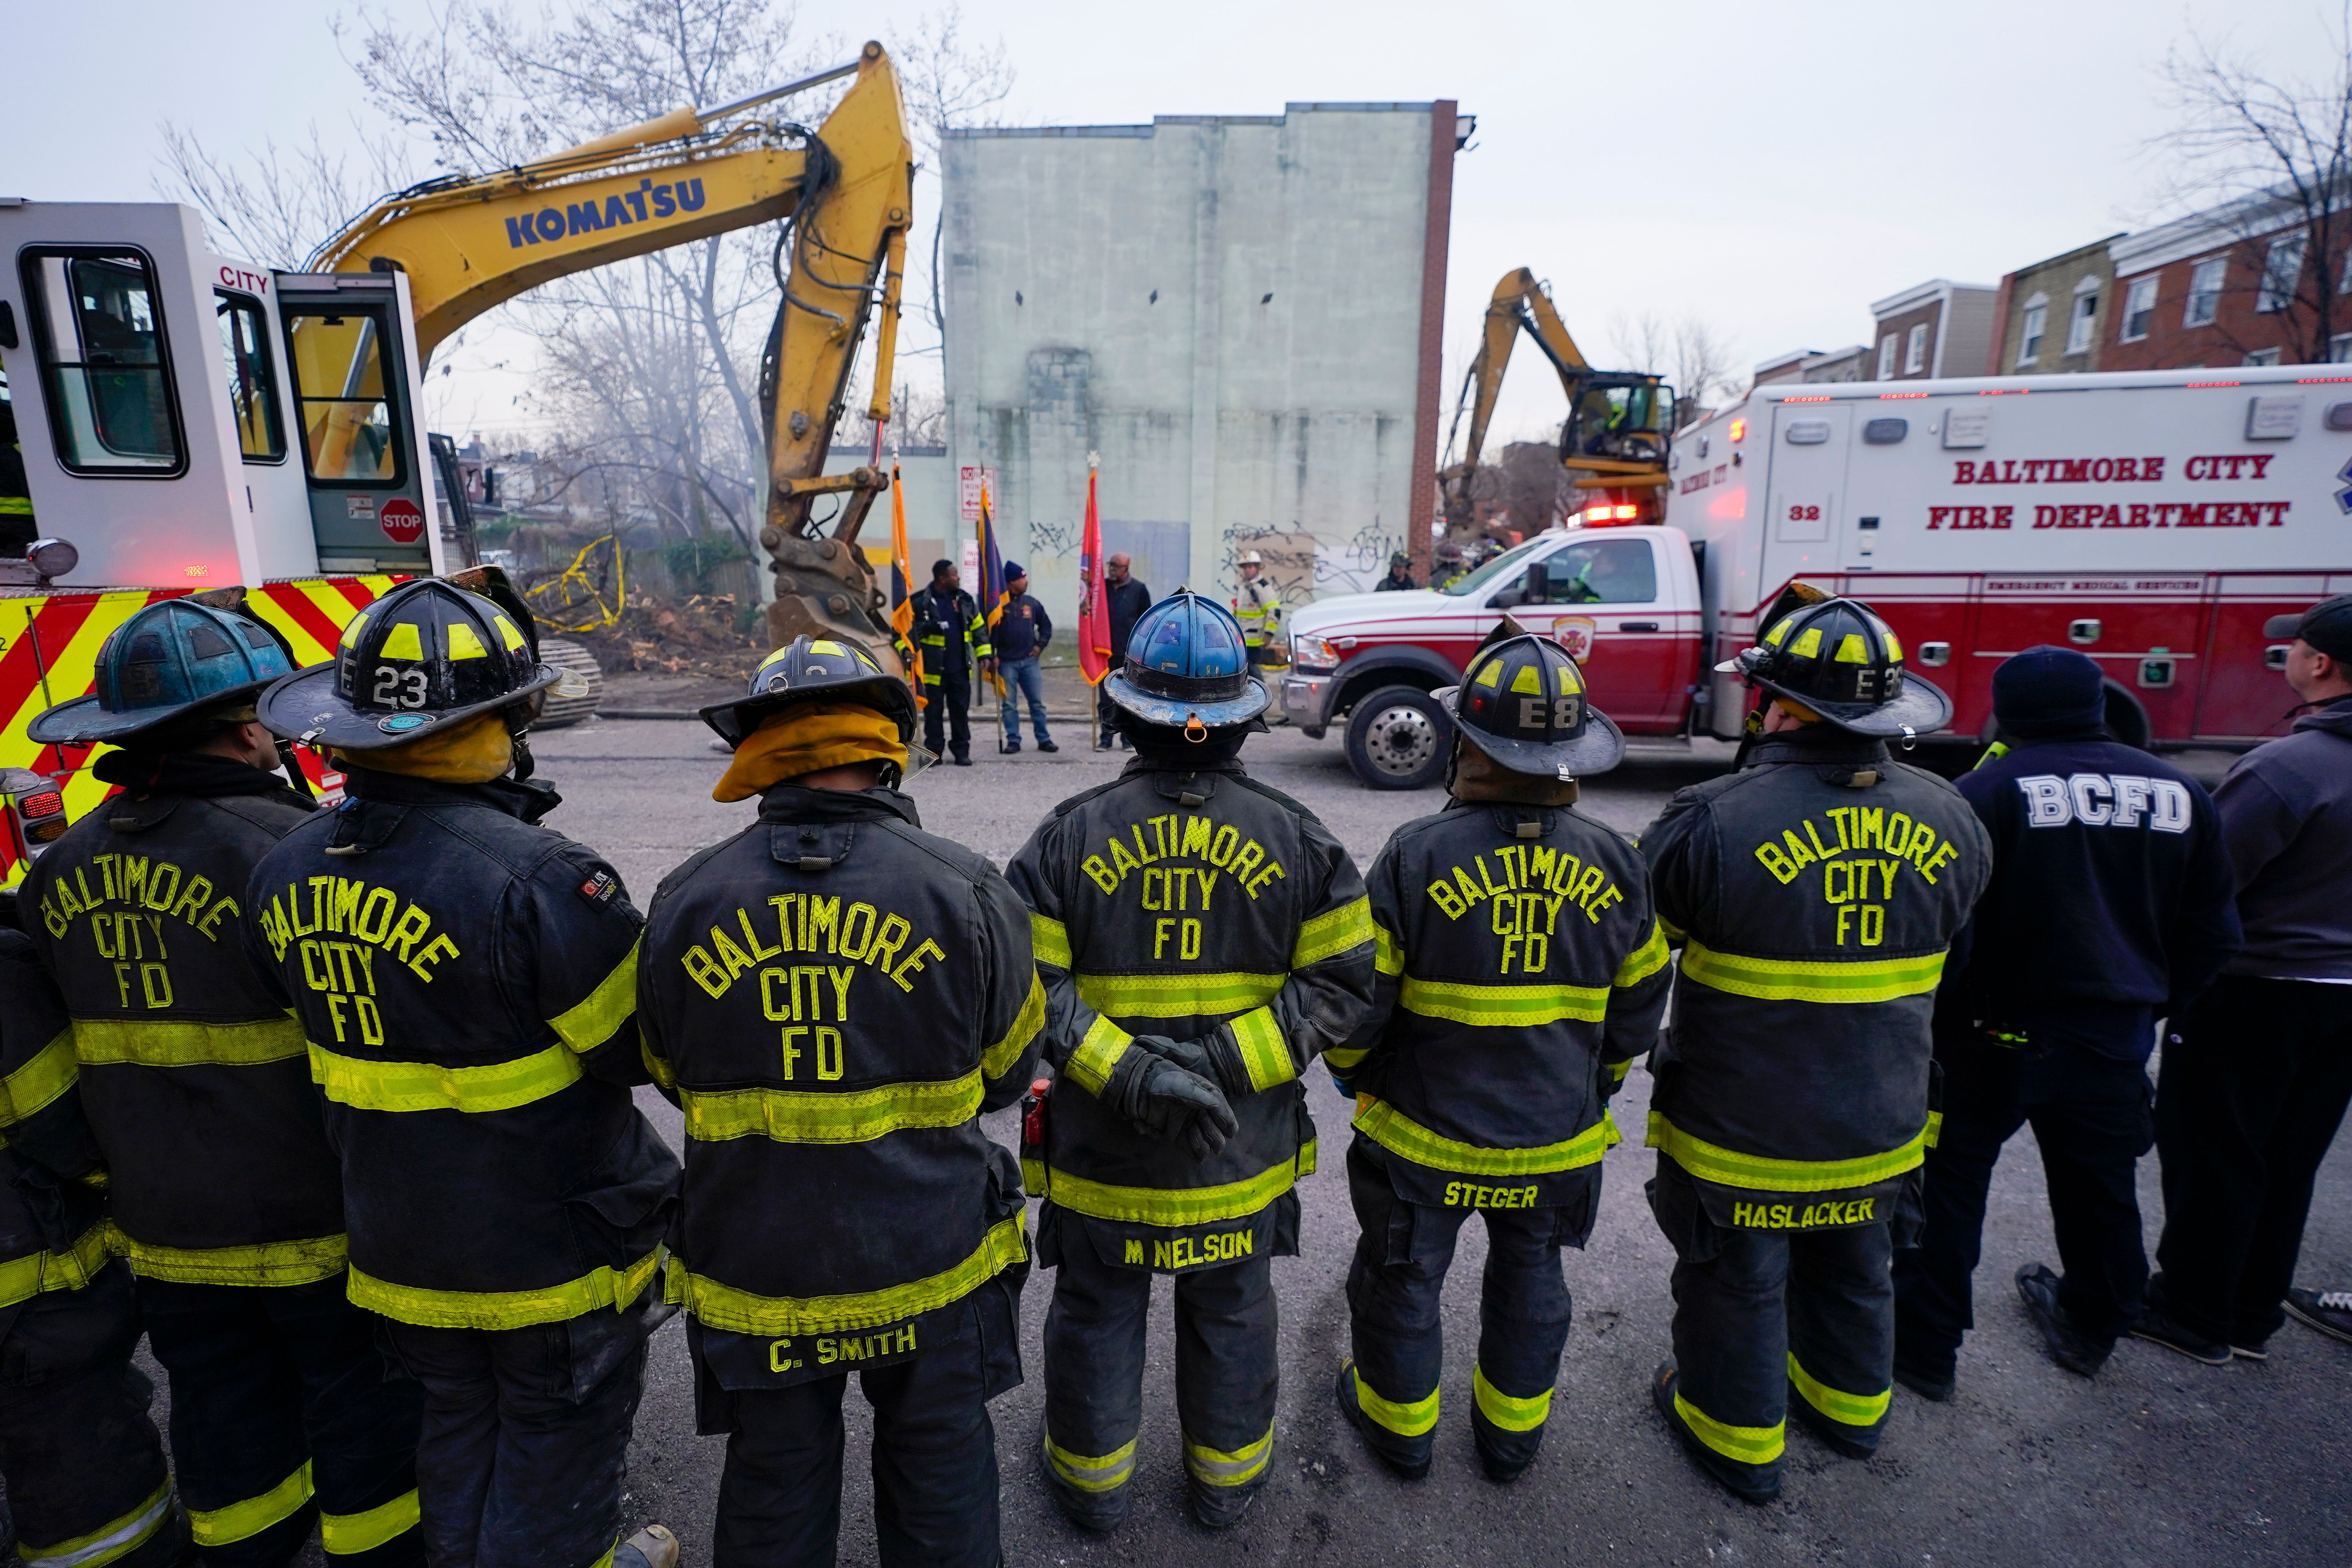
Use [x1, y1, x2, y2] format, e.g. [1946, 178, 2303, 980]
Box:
[1523, 562, 1551, 604]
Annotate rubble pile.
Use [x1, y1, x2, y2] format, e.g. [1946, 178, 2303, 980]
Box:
[568, 592, 764, 682]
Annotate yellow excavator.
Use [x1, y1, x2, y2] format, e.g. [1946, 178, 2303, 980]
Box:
[311, 40, 916, 667]
[1439, 268, 1675, 537]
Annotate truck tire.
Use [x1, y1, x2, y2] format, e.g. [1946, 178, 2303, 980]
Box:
[532, 637, 605, 730]
[1345, 684, 1451, 790]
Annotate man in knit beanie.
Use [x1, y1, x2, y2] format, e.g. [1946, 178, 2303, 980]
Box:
[1892, 647, 2237, 1393]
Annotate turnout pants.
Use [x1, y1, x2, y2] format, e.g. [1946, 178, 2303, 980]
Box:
[1040, 1226, 1279, 1508]
[2154, 975, 2352, 1348]
[1340, 1139, 1574, 1474]
[0, 1263, 187, 1568]
[922, 674, 973, 762]
[139, 1274, 423, 1568]
[689, 1282, 1023, 1568]
[379, 1291, 662, 1568]
[1650, 1157, 1895, 1491]
[1894, 1031, 2154, 1376]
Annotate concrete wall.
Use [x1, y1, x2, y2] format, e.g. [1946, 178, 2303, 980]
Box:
[942, 104, 1450, 635]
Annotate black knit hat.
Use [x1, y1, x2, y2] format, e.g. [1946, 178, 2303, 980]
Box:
[1993, 646, 2106, 738]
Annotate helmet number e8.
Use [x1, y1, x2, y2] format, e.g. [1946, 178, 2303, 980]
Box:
[1517, 694, 1581, 730]
[373, 666, 430, 708]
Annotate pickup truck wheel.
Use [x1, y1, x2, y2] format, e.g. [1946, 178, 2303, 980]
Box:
[1345, 685, 1451, 790]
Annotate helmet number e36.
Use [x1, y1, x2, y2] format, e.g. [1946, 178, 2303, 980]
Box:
[373, 666, 430, 708]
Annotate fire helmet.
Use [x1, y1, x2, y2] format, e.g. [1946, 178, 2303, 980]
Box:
[1439, 632, 1625, 779]
[1103, 592, 1270, 730]
[701, 635, 919, 749]
[29, 598, 297, 747]
[257, 578, 556, 751]
[1719, 596, 1951, 739]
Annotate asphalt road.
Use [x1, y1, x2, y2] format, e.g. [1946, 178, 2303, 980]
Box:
[519, 718, 2351, 1568]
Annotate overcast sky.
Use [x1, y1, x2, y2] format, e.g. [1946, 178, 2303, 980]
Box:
[0, 0, 2321, 447]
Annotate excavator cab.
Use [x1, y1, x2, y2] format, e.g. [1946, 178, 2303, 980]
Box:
[1564, 372, 1674, 469]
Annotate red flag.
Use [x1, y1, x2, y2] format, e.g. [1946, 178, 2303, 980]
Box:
[1078, 466, 1112, 686]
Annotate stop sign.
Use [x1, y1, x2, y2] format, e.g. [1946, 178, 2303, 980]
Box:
[379, 498, 425, 545]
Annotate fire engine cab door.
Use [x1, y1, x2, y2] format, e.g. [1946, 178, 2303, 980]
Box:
[1766, 403, 1851, 584]
[274, 274, 434, 573]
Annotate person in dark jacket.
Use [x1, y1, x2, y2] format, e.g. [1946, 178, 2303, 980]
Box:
[0, 906, 189, 1568]
[1639, 597, 1989, 1504]
[993, 561, 1057, 753]
[642, 636, 1042, 1567]
[1372, 552, 1417, 592]
[1009, 592, 1375, 1533]
[1095, 555, 1153, 750]
[910, 561, 992, 766]
[1891, 648, 2238, 1393]
[1332, 632, 1669, 1485]
[23, 598, 424, 1568]
[2144, 593, 2352, 1362]
[248, 580, 676, 1568]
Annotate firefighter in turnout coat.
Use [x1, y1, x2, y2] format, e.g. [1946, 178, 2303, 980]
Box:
[23, 598, 424, 1568]
[1333, 632, 1671, 1484]
[1640, 596, 1989, 1503]
[640, 636, 1042, 1568]
[248, 580, 678, 1568]
[1007, 592, 1375, 1532]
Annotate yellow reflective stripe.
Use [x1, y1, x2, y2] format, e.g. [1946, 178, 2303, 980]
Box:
[1352, 1096, 1611, 1177]
[1075, 970, 1284, 1019]
[1606, 1058, 1634, 1086]
[1030, 913, 1073, 970]
[21, 1477, 176, 1568]
[1230, 1006, 1293, 1091]
[682, 1072, 980, 1144]
[548, 938, 638, 1054]
[1324, 1045, 1369, 1072]
[1786, 1354, 1890, 1429]
[586, 1540, 619, 1568]
[104, 1223, 347, 1287]
[0, 497, 33, 514]
[311, 1041, 582, 1114]
[1031, 1140, 1315, 1227]
[1647, 1111, 1929, 1193]
[1293, 896, 1373, 968]
[1472, 1365, 1553, 1432]
[1373, 922, 1404, 978]
[984, 975, 1046, 1079]
[74, 1016, 306, 1067]
[190, 1460, 313, 1547]
[348, 1247, 663, 1331]
[1349, 1362, 1438, 1437]
[0, 1029, 78, 1127]
[1673, 1392, 1784, 1465]
[1659, 915, 1687, 942]
[320, 1489, 420, 1555]
[1044, 1435, 1136, 1493]
[642, 1041, 677, 1094]
[1679, 939, 1946, 1004]
[1063, 1014, 1131, 1096]
[1926, 1109, 1943, 1147]
[1398, 976, 1607, 1027]
[669, 1215, 1024, 1335]
[0, 1224, 112, 1308]
[1185, 1423, 1273, 1486]
[1614, 922, 1669, 988]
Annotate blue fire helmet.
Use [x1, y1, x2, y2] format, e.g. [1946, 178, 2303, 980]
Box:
[1101, 592, 1270, 729]
[29, 597, 297, 747]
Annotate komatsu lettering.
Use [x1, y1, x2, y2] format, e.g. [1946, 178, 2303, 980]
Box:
[1080, 814, 1287, 900]
[503, 178, 706, 247]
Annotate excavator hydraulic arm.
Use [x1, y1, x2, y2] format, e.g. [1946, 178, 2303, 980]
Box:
[311, 42, 916, 671]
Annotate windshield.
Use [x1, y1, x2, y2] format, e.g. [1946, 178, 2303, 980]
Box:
[1439, 535, 1553, 597]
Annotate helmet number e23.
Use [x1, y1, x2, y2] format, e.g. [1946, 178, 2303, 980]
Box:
[373, 666, 430, 708]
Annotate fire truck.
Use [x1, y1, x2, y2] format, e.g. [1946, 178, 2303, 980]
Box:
[1283, 364, 2352, 788]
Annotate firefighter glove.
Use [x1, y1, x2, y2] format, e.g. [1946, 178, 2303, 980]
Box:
[1134, 1030, 1251, 1098]
[1112, 1046, 1238, 1150]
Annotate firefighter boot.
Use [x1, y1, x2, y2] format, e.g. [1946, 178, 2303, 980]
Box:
[613, 1525, 679, 1568]
[1652, 1363, 1779, 1506]
[1335, 1361, 1432, 1482]
[1040, 1433, 1132, 1534]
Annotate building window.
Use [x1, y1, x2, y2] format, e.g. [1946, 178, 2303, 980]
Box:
[1904, 323, 1929, 374]
[2332, 331, 2352, 362]
[2243, 347, 2282, 367]
[2066, 284, 2099, 355]
[2016, 294, 2048, 367]
[2258, 233, 2307, 314]
[2121, 276, 2158, 341]
[2184, 256, 2227, 327]
[1876, 335, 1896, 380]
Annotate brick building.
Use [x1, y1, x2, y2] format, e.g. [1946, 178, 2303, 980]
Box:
[2101, 192, 2349, 371]
[1988, 235, 2120, 375]
[1868, 280, 1999, 381]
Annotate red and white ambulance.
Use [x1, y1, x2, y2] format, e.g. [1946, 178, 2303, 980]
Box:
[1282, 363, 2352, 788]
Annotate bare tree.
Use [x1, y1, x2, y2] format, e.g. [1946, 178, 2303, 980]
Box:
[2149, 16, 2352, 364]
[156, 122, 414, 269]
[1607, 310, 1737, 427]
